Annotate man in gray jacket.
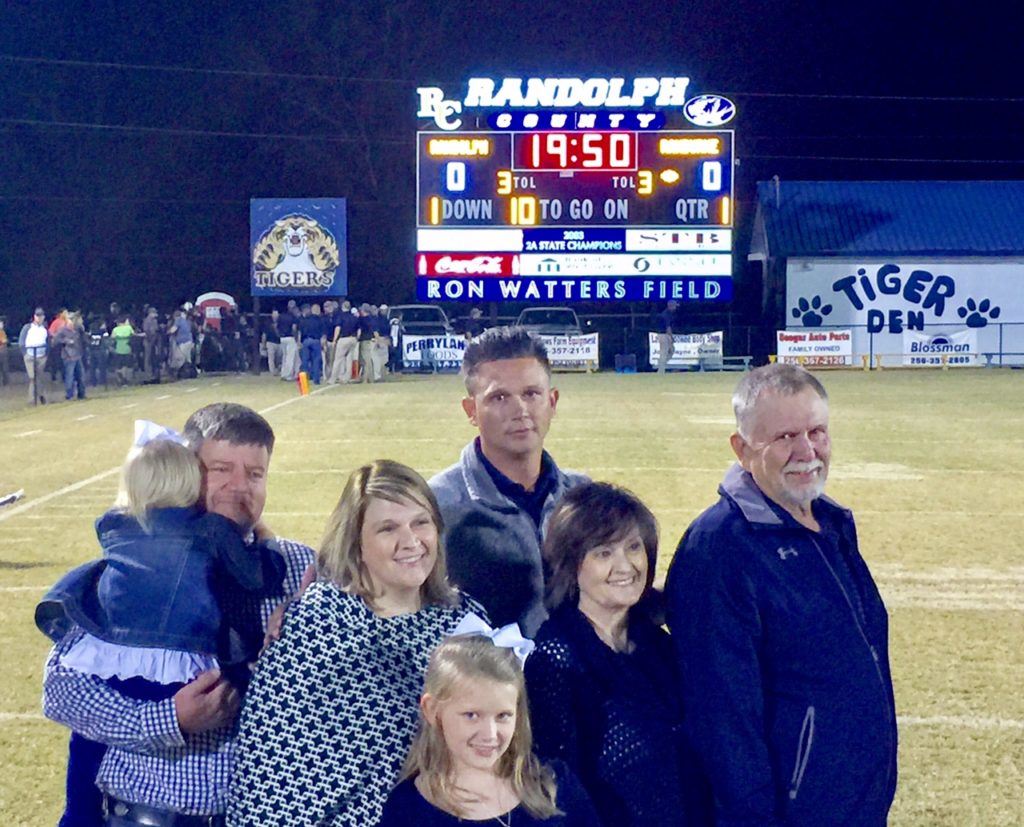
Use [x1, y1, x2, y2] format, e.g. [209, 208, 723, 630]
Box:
[430, 326, 587, 636]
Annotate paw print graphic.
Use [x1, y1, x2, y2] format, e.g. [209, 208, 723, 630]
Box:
[957, 297, 1001, 328]
[791, 295, 833, 327]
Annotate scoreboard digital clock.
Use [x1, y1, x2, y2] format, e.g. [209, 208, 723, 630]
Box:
[414, 75, 737, 303]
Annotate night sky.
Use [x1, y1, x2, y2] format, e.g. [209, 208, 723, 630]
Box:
[1, 0, 1021, 322]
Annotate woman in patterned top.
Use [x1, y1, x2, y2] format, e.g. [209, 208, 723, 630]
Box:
[227, 460, 485, 827]
[524, 482, 711, 826]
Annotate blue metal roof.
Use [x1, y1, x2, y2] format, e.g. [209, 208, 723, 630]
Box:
[754, 181, 1024, 257]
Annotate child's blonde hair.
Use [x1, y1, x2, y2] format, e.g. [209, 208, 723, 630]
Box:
[401, 634, 560, 819]
[114, 439, 201, 528]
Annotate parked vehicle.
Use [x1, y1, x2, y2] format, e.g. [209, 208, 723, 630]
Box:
[388, 304, 453, 335]
[515, 306, 584, 336]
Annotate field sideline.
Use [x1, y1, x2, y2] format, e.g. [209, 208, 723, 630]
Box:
[0, 369, 1021, 825]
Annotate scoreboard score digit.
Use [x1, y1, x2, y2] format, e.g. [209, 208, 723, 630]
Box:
[417, 130, 733, 228]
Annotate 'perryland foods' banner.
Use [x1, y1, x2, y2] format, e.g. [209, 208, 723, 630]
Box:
[402, 333, 599, 371]
[648, 331, 723, 368]
[402, 334, 466, 372]
[250, 198, 348, 297]
[785, 260, 1020, 364]
[902, 329, 978, 367]
[777, 329, 854, 366]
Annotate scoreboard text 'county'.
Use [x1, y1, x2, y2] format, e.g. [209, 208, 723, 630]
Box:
[415, 76, 737, 303]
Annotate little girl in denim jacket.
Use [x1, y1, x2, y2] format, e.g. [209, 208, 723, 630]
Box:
[36, 420, 286, 827]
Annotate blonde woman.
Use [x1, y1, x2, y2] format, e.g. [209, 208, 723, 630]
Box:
[379, 630, 601, 826]
[228, 460, 485, 827]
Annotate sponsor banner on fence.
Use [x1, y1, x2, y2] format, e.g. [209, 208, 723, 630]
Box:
[902, 329, 978, 367]
[524, 228, 625, 252]
[777, 329, 854, 366]
[648, 331, 724, 367]
[417, 253, 517, 276]
[540, 333, 600, 370]
[418, 277, 732, 302]
[402, 334, 467, 372]
[250, 198, 348, 296]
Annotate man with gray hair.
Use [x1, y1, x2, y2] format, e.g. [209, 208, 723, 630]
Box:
[666, 363, 897, 826]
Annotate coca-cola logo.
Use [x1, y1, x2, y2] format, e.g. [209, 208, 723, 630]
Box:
[435, 255, 505, 274]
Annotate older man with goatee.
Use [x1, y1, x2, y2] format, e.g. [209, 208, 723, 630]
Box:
[666, 363, 897, 827]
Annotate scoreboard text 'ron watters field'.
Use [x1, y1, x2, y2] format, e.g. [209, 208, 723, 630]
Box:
[415, 76, 736, 302]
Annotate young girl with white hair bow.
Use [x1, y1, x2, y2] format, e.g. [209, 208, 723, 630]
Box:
[379, 615, 602, 826]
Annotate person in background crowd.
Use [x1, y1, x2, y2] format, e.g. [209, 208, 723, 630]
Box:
[666, 363, 897, 826]
[19, 307, 49, 404]
[142, 308, 161, 380]
[297, 303, 324, 385]
[104, 302, 121, 335]
[111, 315, 137, 386]
[388, 310, 404, 375]
[263, 309, 282, 376]
[357, 303, 375, 383]
[47, 309, 70, 383]
[166, 310, 193, 378]
[430, 327, 588, 636]
[372, 304, 391, 381]
[227, 460, 484, 826]
[54, 311, 88, 401]
[320, 300, 337, 379]
[86, 315, 109, 388]
[0, 318, 10, 386]
[328, 300, 359, 385]
[379, 630, 602, 827]
[526, 482, 709, 826]
[463, 307, 486, 340]
[42, 403, 316, 827]
[656, 300, 677, 374]
[277, 302, 299, 381]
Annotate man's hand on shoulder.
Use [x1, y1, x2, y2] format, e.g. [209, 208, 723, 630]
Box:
[173, 670, 240, 734]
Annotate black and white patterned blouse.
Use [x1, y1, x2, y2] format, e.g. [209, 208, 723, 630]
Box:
[226, 581, 484, 827]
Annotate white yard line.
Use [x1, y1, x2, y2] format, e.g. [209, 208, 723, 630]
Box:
[0, 389, 334, 524]
[120, 403, 138, 410]
[0, 585, 47, 592]
[75, 414, 95, 421]
[0, 467, 122, 524]
[156, 394, 171, 400]
[898, 714, 1024, 731]
[0, 712, 47, 722]
[184, 387, 199, 393]
[14, 429, 42, 437]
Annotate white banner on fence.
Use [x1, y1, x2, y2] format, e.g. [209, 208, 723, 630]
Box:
[402, 334, 467, 372]
[648, 331, 724, 367]
[777, 329, 854, 366]
[902, 329, 978, 367]
[540, 333, 600, 370]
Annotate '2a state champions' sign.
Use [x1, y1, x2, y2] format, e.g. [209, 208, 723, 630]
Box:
[414, 76, 736, 303]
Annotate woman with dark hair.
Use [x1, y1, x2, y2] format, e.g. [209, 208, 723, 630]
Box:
[227, 460, 485, 826]
[524, 482, 709, 826]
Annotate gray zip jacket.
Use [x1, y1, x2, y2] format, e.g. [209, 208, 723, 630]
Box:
[429, 442, 588, 636]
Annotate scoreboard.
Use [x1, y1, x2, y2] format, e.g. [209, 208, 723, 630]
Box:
[415, 76, 736, 303]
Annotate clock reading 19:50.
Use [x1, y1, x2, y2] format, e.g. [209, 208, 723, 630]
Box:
[513, 132, 636, 171]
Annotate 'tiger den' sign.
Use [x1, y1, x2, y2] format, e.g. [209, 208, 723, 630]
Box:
[250, 198, 348, 297]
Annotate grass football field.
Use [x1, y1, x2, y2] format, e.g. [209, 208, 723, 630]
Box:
[0, 368, 1021, 825]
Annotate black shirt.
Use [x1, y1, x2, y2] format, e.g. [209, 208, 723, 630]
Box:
[336, 311, 359, 338]
[474, 438, 559, 527]
[297, 315, 324, 341]
[275, 311, 296, 338]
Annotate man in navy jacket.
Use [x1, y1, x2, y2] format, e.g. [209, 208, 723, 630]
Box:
[666, 363, 897, 826]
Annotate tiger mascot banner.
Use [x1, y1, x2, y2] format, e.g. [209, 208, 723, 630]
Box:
[250, 198, 348, 297]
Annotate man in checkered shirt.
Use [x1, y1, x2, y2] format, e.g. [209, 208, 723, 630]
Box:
[43, 403, 316, 826]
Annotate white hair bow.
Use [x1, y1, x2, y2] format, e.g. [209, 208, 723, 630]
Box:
[133, 420, 188, 448]
[450, 613, 535, 666]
